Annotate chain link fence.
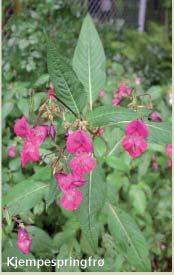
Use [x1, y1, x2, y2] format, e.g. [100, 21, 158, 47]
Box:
[3, 0, 167, 31]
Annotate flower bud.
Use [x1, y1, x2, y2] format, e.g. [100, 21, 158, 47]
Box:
[47, 89, 56, 100]
[99, 90, 106, 97]
[17, 228, 32, 254]
[8, 145, 16, 158]
[148, 112, 162, 122]
[49, 124, 56, 141]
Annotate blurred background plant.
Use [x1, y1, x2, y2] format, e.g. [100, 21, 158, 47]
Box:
[2, 0, 172, 272]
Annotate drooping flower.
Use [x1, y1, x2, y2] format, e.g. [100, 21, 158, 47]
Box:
[118, 83, 128, 98]
[66, 130, 93, 154]
[122, 134, 148, 158]
[69, 153, 96, 175]
[125, 120, 149, 138]
[55, 173, 74, 192]
[60, 189, 83, 211]
[117, 83, 133, 98]
[14, 116, 30, 138]
[165, 144, 172, 158]
[112, 97, 122, 106]
[8, 145, 16, 158]
[21, 139, 40, 168]
[55, 172, 85, 192]
[148, 112, 162, 122]
[30, 125, 49, 145]
[17, 228, 32, 254]
[70, 173, 86, 187]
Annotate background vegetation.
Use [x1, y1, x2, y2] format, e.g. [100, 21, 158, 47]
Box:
[2, 0, 172, 272]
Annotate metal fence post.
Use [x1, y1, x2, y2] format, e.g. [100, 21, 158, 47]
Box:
[138, 0, 147, 32]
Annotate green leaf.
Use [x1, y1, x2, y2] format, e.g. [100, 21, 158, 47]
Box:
[2, 238, 39, 272]
[18, 98, 29, 117]
[73, 14, 106, 110]
[77, 165, 106, 251]
[108, 204, 151, 271]
[129, 185, 147, 215]
[2, 102, 14, 119]
[105, 155, 129, 171]
[56, 242, 81, 272]
[93, 137, 106, 157]
[53, 217, 79, 251]
[33, 74, 50, 88]
[47, 37, 87, 115]
[33, 200, 45, 215]
[45, 178, 60, 210]
[32, 166, 52, 181]
[3, 180, 49, 216]
[147, 121, 171, 144]
[87, 106, 171, 144]
[27, 226, 53, 257]
[87, 106, 146, 128]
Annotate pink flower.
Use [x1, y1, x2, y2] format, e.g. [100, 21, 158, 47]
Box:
[55, 173, 74, 192]
[168, 159, 172, 168]
[69, 153, 96, 175]
[99, 90, 106, 97]
[66, 130, 93, 154]
[17, 228, 32, 254]
[30, 125, 49, 145]
[125, 120, 149, 138]
[71, 173, 86, 187]
[8, 145, 16, 158]
[14, 116, 30, 138]
[47, 89, 56, 100]
[60, 189, 83, 210]
[118, 83, 128, 97]
[112, 97, 122, 106]
[122, 135, 148, 158]
[166, 144, 172, 158]
[55, 173, 85, 192]
[148, 112, 162, 122]
[21, 139, 40, 168]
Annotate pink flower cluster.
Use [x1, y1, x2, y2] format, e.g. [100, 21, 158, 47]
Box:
[165, 144, 172, 168]
[17, 228, 32, 254]
[122, 120, 149, 158]
[14, 116, 51, 167]
[55, 130, 96, 211]
[112, 83, 133, 107]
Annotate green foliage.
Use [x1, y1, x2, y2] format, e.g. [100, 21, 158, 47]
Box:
[77, 165, 106, 251]
[73, 14, 106, 110]
[47, 37, 87, 115]
[108, 204, 151, 271]
[2, 2, 172, 272]
[3, 179, 50, 216]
